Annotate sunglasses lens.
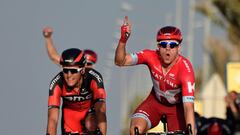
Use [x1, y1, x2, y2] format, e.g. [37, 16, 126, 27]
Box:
[63, 68, 80, 74]
[169, 42, 179, 48]
[86, 62, 93, 66]
[158, 42, 168, 48]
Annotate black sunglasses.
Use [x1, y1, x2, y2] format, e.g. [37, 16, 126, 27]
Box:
[158, 41, 179, 49]
[62, 68, 82, 74]
[86, 62, 93, 66]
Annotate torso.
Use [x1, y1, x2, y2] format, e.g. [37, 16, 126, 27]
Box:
[131, 49, 195, 105]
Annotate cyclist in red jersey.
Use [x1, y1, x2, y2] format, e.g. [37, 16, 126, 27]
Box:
[115, 16, 195, 135]
[42, 26, 97, 68]
[46, 48, 106, 135]
[43, 27, 101, 134]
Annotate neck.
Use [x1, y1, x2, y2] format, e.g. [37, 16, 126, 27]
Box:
[76, 76, 83, 89]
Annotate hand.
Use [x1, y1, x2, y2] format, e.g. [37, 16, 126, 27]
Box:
[185, 123, 193, 135]
[43, 26, 53, 38]
[120, 16, 132, 43]
[225, 93, 237, 107]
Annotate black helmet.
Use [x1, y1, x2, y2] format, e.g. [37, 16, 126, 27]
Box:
[60, 48, 86, 67]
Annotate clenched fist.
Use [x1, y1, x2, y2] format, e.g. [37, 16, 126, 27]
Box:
[43, 26, 53, 38]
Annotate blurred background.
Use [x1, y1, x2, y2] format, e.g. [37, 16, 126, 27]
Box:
[0, 0, 240, 134]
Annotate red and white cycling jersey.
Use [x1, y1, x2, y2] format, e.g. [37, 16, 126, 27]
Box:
[131, 49, 195, 105]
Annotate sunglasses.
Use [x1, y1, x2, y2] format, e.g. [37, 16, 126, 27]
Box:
[158, 41, 179, 49]
[86, 62, 93, 66]
[62, 68, 82, 74]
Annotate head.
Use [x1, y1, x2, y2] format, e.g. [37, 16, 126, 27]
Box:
[229, 90, 238, 100]
[83, 49, 97, 68]
[156, 26, 182, 66]
[60, 48, 86, 87]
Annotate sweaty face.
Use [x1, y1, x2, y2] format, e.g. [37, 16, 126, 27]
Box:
[157, 40, 180, 66]
[62, 66, 83, 87]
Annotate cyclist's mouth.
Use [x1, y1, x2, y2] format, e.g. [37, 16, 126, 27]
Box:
[165, 53, 171, 58]
[164, 53, 171, 61]
[66, 77, 76, 83]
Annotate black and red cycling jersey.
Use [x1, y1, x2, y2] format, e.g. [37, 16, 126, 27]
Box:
[48, 68, 106, 134]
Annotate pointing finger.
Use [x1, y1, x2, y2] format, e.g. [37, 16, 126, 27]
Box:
[124, 16, 129, 25]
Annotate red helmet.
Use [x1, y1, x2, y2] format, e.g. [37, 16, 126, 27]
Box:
[208, 122, 222, 135]
[156, 26, 182, 43]
[84, 49, 97, 64]
[60, 48, 86, 67]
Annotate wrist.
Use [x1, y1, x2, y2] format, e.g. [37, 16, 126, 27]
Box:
[119, 38, 127, 44]
[44, 36, 51, 40]
[43, 32, 52, 38]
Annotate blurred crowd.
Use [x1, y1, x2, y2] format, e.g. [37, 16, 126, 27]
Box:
[195, 91, 240, 135]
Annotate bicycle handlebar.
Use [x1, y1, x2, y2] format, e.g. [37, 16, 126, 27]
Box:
[63, 128, 102, 135]
[185, 124, 192, 135]
[134, 123, 192, 135]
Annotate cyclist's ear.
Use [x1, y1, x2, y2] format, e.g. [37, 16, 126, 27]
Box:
[177, 45, 181, 52]
[80, 68, 85, 75]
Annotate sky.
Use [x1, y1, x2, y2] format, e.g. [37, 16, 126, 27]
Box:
[0, 0, 226, 134]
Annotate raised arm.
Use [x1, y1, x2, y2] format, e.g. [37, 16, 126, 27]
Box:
[43, 26, 61, 66]
[114, 16, 134, 66]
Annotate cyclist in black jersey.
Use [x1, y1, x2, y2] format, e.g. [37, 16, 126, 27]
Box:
[43, 27, 102, 134]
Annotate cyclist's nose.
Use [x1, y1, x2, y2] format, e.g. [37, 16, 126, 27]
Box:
[166, 45, 171, 50]
[66, 71, 73, 75]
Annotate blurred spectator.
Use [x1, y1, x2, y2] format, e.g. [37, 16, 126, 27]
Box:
[195, 114, 232, 135]
[194, 91, 240, 135]
[225, 91, 240, 132]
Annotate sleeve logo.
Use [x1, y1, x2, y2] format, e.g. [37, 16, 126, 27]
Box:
[187, 82, 195, 93]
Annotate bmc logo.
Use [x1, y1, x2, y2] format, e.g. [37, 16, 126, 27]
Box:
[50, 75, 61, 90]
[64, 94, 92, 102]
[187, 82, 195, 93]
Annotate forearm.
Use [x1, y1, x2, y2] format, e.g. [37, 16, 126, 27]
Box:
[184, 103, 195, 134]
[229, 103, 239, 119]
[96, 112, 107, 135]
[47, 108, 59, 135]
[114, 40, 127, 66]
[95, 102, 107, 135]
[44, 37, 60, 65]
[47, 119, 58, 135]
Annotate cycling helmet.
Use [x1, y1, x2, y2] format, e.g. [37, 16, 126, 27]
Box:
[84, 49, 97, 64]
[208, 122, 222, 135]
[60, 48, 86, 67]
[156, 26, 182, 43]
